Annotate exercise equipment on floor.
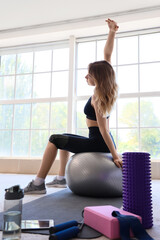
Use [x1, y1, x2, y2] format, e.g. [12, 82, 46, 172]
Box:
[112, 210, 154, 240]
[65, 152, 122, 197]
[84, 205, 142, 239]
[122, 152, 153, 229]
[49, 220, 83, 240]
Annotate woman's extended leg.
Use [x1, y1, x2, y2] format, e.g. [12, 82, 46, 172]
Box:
[36, 134, 71, 179]
[58, 150, 70, 176]
[37, 141, 58, 179]
[24, 142, 58, 194]
[46, 149, 70, 188]
[24, 139, 71, 194]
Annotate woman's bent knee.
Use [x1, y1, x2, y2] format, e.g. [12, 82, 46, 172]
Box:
[49, 134, 69, 149]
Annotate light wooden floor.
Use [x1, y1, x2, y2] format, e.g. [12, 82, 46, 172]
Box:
[0, 174, 159, 240]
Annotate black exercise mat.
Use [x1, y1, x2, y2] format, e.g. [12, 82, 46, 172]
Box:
[0, 188, 122, 238]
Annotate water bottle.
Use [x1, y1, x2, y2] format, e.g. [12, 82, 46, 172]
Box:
[2, 185, 24, 240]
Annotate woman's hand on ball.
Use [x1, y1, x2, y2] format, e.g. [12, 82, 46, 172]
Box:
[114, 158, 123, 168]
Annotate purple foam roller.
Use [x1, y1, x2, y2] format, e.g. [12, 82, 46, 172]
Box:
[122, 152, 153, 229]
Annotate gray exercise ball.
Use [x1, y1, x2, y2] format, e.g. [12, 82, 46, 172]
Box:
[65, 152, 122, 197]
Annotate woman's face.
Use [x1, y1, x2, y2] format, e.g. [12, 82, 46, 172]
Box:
[85, 73, 95, 86]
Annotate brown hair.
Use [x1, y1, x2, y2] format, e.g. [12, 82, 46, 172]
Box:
[88, 60, 118, 116]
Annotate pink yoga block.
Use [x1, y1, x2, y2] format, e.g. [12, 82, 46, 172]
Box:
[84, 205, 142, 239]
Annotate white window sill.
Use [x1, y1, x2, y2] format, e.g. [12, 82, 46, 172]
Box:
[0, 158, 160, 179]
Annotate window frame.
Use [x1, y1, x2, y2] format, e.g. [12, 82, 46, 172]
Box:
[0, 41, 72, 158]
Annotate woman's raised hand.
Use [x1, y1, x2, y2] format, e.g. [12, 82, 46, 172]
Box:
[106, 18, 119, 32]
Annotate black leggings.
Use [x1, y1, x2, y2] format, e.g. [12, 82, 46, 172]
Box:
[49, 127, 116, 154]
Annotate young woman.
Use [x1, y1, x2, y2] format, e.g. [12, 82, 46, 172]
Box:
[24, 19, 122, 194]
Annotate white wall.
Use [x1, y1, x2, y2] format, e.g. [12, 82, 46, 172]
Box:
[0, 0, 160, 48]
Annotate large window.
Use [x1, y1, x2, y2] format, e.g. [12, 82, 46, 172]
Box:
[76, 32, 160, 159]
[0, 45, 69, 157]
[0, 30, 160, 160]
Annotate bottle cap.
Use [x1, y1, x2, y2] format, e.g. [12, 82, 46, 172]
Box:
[5, 185, 24, 200]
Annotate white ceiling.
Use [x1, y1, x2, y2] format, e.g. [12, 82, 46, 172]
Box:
[0, 0, 160, 30]
[0, 0, 160, 48]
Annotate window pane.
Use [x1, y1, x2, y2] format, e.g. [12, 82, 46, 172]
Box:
[15, 74, 32, 99]
[118, 36, 138, 64]
[76, 128, 88, 137]
[118, 129, 138, 153]
[77, 42, 96, 68]
[50, 102, 67, 130]
[13, 130, 29, 156]
[0, 55, 16, 75]
[118, 98, 138, 127]
[97, 40, 116, 65]
[0, 105, 13, 129]
[140, 97, 160, 127]
[141, 128, 160, 159]
[52, 72, 68, 97]
[31, 130, 49, 157]
[32, 103, 49, 129]
[140, 63, 160, 92]
[77, 70, 94, 96]
[140, 33, 160, 63]
[14, 104, 31, 129]
[17, 52, 33, 74]
[34, 50, 52, 72]
[77, 101, 86, 128]
[118, 65, 138, 93]
[49, 129, 66, 135]
[110, 129, 117, 146]
[33, 73, 51, 98]
[0, 76, 15, 99]
[53, 48, 69, 71]
[0, 131, 11, 156]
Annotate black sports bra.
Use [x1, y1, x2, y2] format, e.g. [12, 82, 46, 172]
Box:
[84, 97, 110, 121]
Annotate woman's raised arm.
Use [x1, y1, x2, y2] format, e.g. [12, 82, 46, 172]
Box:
[104, 19, 119, 64]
